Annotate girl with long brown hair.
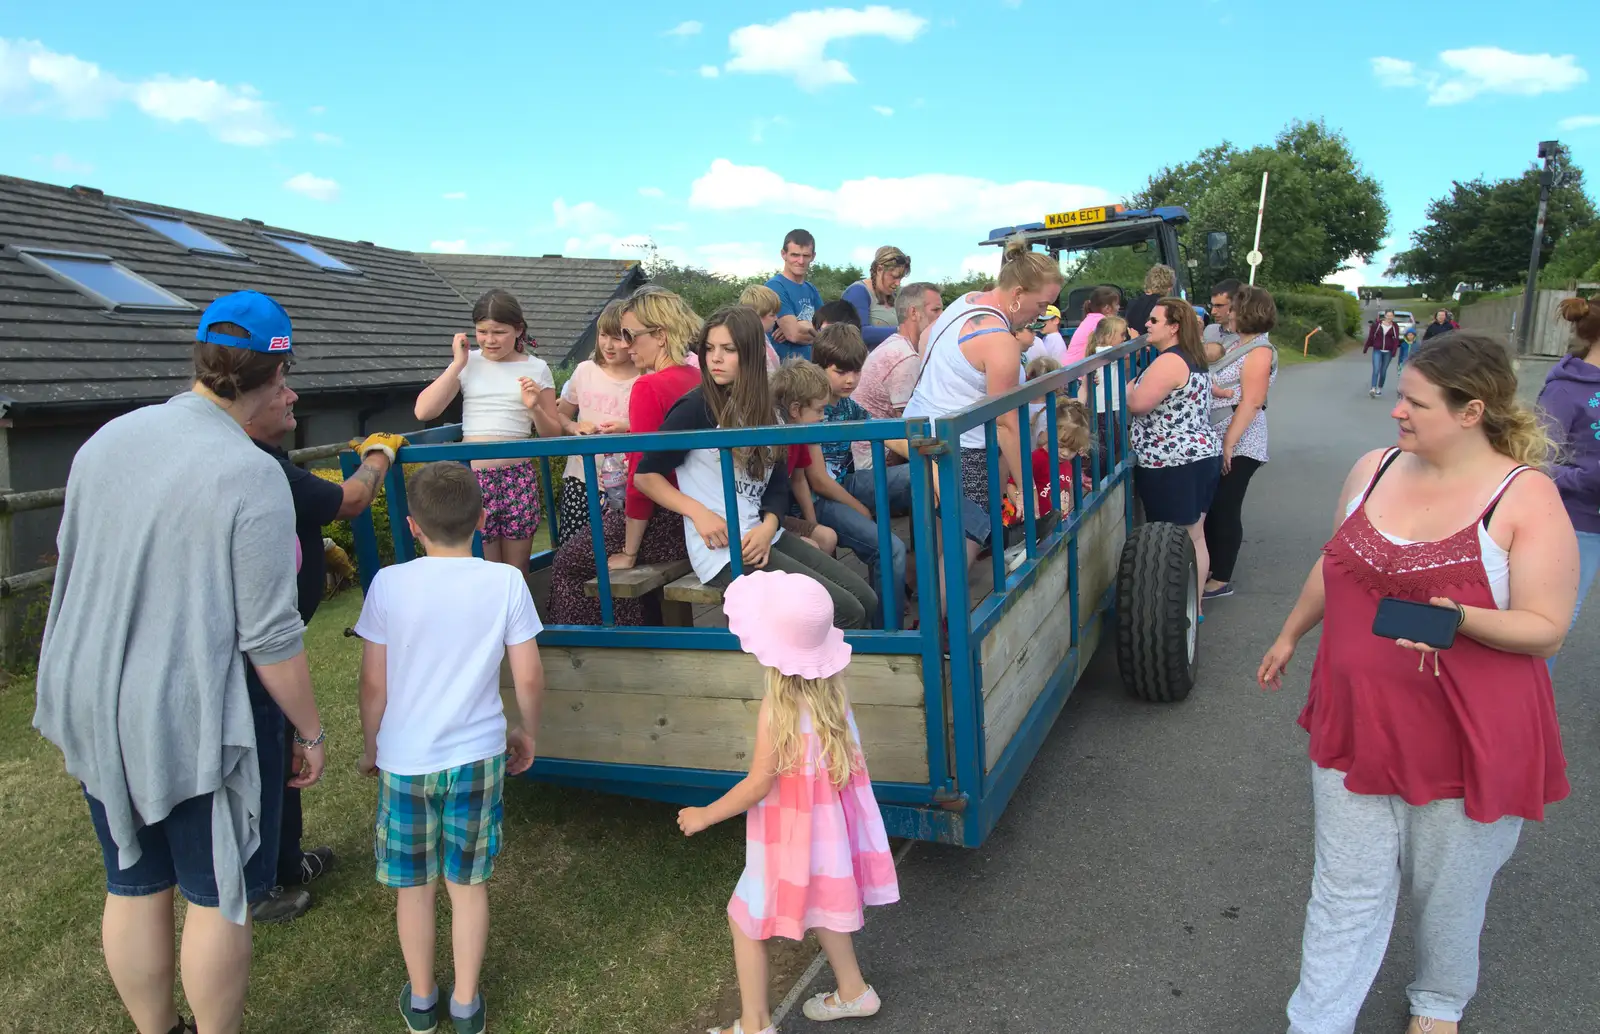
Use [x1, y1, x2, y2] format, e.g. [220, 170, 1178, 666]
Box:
[634, 306, 879, 627]
[1259, 332, 1575, 1034]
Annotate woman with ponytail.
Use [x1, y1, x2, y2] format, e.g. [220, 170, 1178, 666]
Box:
[1258, 331, 1575, 1034]
[1536, 295, 1600, 638]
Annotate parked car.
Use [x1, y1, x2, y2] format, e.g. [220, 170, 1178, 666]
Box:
[1391, 309, 1416, 332]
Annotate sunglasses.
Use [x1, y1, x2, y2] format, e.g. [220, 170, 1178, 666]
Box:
[621, 327, 660, 345]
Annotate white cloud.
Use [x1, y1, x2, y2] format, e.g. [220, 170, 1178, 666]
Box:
[688, 158, 1113, 230]
[850, 245, 877, 266]
[552, 198, 616, 232]
[960, 252, 1001, 278]
[1373, 47, 1587, 105]
[750, 115, 788, 144]
[563, 232, 681, 265]
[312, 131, 341, 145]
[443, 191, 468, 200]
[692, 241, 775, 278]
[309, 104, 326, 115]
[699, 65, 720, 78]
[430, 239, 469, 253]
[1370, 57, 1418, 88]
[1558, 114, 1600, 130]
[33, 152, 93, 174]
[284, 172, 339, 202]
[0, 37, 291, 145]
[872, 104, 894, 116]
[638, 186, 666, 198]
[725, 6, 928, 90]
[665, 20, 703, 36]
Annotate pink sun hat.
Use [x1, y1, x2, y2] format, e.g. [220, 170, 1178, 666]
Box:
[724, 570, 852, 680]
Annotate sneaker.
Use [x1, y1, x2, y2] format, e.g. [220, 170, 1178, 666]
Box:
[450, 994, 486, 1034]
[802, 985, 882, 1022]
[165, 1020, 197, 1034]
[398, 982, 439, 1034]
[295, 845, 336, 885]
[1202, 582, 1234, 600]
[249, 885, 311, 925]
[1004, 542, 1028, 574]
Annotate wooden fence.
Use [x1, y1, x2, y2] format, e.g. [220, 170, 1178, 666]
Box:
[0, 439, 351, 667]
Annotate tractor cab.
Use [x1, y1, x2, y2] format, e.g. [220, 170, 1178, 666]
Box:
[981, 205, 1228, 331]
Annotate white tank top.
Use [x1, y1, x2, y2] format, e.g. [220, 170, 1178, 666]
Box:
[904, 293, 1009, 450]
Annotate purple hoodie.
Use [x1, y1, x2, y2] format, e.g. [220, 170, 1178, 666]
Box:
[1537, 354, 1600, 535]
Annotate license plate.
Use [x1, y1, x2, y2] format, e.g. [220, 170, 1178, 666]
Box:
[1044, 206, 1109, 230]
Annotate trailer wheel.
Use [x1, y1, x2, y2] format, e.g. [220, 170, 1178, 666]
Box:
[1115, 522, 1199, 703]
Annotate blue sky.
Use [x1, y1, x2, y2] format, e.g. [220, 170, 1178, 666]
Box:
[3, 1, 1597, 289]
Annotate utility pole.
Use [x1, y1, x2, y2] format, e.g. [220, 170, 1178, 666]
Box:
[1516, 141, 1562, 355]
[1247, 171, 1269, 286]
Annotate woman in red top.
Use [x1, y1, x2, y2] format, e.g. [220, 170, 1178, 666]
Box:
[1257, 333, 1575, 1034]
[547, 286, 703, 624]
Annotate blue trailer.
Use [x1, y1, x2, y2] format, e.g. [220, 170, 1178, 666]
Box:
[345, 207, 1211, 846]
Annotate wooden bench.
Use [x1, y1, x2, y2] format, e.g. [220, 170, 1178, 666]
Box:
[664, 571, 724, 608]
[583, 559, 693, 625]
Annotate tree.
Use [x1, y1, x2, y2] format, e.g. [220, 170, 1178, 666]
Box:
[1540, 222, 1600, 287]
[1128, 119, 1387, 289]
[1387, 143, 1595, 294]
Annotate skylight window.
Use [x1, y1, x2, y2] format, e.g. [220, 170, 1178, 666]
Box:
[264, 233, 359, 273]
[18, 249, 194, 312]
[124, 210, 242, 257]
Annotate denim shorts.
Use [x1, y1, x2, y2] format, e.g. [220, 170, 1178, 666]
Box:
[84, 702, 285, 907]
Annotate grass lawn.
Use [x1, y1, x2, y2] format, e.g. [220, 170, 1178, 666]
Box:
[0, 589, 758, 1033]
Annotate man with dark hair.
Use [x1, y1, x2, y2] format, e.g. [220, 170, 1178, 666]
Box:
[765, 229, 822, 361]
[1203, 278, 1244, 361]
[242, 389, 407, 923]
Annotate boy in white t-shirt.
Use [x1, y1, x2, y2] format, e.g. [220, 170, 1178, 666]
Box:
[353, 461, 546, 1034]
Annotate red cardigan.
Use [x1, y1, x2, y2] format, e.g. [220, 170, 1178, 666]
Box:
[1364, 321, 1401, 354]
[623, 364, 701, 520]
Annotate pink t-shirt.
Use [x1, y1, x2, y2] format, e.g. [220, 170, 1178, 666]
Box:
[560, 360, 638, 483]
[854, 333, 921, 420]
[1066, 313, 1104, 367]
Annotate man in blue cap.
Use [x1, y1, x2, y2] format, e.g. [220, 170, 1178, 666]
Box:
[233, 298, 408, 923]
[36, 288, 327, 1034]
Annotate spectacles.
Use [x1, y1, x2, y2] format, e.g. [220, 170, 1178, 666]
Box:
[621, 327, 660, 345]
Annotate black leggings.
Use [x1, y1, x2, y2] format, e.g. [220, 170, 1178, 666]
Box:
[1203, 456, 1262, 583]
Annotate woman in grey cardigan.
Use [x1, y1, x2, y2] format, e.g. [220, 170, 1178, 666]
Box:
[33, 291, 326, 1034]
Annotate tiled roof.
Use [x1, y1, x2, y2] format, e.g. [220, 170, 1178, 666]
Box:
[415, 253, 644, 366]
[0, 174, 640, 416]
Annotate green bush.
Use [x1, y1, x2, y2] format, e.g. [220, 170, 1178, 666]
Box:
[1275, 293, 1345, 355]
[1279, 283, 1361, 337]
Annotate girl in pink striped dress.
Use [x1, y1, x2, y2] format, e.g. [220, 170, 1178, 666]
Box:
[677, 570, 900, 1034]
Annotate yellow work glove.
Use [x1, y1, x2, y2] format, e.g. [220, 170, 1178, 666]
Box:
[351, 432, 409, 463]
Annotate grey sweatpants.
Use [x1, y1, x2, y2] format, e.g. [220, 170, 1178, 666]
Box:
[1286, 765, 1522, 1034]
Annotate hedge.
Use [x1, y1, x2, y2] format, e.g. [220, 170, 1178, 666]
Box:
[1275, 293, 1345, 356]
[1280, 283, 1362, 337]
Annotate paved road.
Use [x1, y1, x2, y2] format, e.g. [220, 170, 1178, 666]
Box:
[788, 349, 1600, 1033]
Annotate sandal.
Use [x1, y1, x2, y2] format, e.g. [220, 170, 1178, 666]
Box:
[802, 985, 882, 1022]
[706, 1021, 774, 1034]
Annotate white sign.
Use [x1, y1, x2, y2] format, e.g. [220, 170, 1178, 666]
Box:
[1246, 249, 1264, 267]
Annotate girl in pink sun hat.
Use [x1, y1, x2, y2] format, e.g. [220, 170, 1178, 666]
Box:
[677, 570, 899, 1034]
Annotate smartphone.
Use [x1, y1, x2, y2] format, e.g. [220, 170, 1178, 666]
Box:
[1371, 597, 1458, 650]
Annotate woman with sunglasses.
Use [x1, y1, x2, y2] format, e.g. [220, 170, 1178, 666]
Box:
[841, 246, 910, 348]
[546, 287, 703, 624]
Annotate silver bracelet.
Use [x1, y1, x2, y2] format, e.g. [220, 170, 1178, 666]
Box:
[294, 727, 326, 749]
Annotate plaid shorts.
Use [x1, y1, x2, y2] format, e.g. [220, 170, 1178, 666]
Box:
[374, 755, 505, 888]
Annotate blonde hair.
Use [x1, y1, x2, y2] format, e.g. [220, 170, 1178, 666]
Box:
[997, 237, 1065, 294]
[765, 667, 859, 789]
[1086, 316, 1127, 355]
[1044, 396, 1093, 456]
[1025, 355, 1061, 381]
[739, 283, 782, 318]
[1142, 264, 1176, 295]
[622, 286, 702, 366]
[771, 358, 830, 414]
[1406, 332, 1553, 468]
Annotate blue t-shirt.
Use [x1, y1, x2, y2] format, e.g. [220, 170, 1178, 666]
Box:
[821, 396, 870, 481]
[766, 274, 822, 344]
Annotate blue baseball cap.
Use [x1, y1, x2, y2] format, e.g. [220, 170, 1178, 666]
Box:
[195, 290, 293, 354]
